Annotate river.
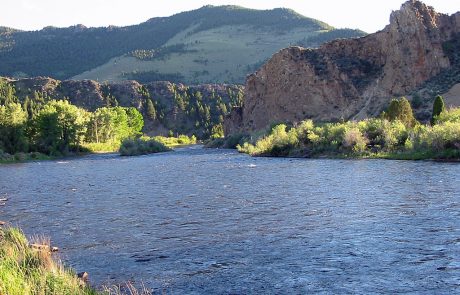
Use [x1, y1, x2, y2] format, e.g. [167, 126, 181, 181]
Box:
[0, 146, 459, 293]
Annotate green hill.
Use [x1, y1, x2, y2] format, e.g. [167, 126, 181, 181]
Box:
[0, 5, 366, 83]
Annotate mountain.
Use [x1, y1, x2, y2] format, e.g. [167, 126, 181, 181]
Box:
[224, 0, 460, 134]
[0, 5, 365, 84]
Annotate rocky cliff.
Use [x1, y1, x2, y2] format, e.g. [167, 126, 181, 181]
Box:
[9, 77, 243, 138]
[225, 0, 460, 135]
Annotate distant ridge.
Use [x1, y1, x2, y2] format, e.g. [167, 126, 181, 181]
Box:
[0, 5, 365, 83]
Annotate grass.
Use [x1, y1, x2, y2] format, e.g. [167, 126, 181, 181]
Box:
[73, 25, 329, 84]
[0, 226, 156, 294]
[153, 135, 197, 147]
[82, 142, 121, 153]
[0, 227, 98, 295]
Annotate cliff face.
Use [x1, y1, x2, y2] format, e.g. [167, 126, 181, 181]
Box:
[10, 77, 243, 137]
[225, 0, 460, 134]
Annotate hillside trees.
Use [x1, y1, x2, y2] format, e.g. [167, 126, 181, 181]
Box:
[146, 99, 157, 120]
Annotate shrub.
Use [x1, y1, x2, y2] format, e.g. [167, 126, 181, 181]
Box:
[342, 128, 368, 154]
[437, 107, 460, 123]
[119, 137, 170, 156]
[237, 124, 299, 156]
[236, 106, 460, 160]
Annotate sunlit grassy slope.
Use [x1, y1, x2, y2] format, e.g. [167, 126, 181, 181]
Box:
[0, 5, 365, 83]
[73, 25, 333, 84]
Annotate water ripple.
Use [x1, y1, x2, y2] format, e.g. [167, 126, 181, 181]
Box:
[0, 148, 459, 293]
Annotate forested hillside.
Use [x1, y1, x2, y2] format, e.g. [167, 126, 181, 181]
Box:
[0, 5, 365, 83]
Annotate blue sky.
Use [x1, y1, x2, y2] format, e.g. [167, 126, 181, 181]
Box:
[3, 0, 459, 33]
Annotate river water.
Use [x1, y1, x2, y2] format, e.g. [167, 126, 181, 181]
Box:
[0, 146, 459, 293]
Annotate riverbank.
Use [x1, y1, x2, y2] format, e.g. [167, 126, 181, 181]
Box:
[0, 134, 198, 164]
[0, 224, 154, 294]
[234, 108, 460, 161]
[0, 151, 51, 164]
[0, 226, 98, 295]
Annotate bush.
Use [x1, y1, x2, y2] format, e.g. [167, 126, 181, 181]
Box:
[119, 137, 171, 156]
[342, 128, 368, 154]
[437, 108, 460, 123]
[237, 106, 460, 160]
[237, 124, 299, 156]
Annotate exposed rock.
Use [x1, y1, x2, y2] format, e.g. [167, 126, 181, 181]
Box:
[77, 271, 89, 286]
[30, 243, 50, 251]
[443, 83, 460, 107]
[226, 0, 460, 134]
[0, 221, 6, 226]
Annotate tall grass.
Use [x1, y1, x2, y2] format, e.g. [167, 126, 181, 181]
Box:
[0, 226, 154, 294]
[0, 227, 97, 295]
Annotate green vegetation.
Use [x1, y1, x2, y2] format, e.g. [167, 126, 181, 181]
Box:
[0, 226, 153, 294]
[148, 84, 244, 139]
[0, 5, 340, 81]
[129, 44, 196, 61]
[119, 134, 197, 157]
[431, 95, 446, 125]
[0, 5, 365, 84]
[0, 227, 97, 295]
[237, 99, 460, 160]
[153, 134, 197, 147]
[0, 80, 235, 160]
[0, 82, 144, 160]
[299, 28, 366, 47]
[122, 71, 185, 84]
[383, 97, 418, 127]
[119, 137, 170, 156]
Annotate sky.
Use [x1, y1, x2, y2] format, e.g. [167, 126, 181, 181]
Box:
[3, 0, 459, 33]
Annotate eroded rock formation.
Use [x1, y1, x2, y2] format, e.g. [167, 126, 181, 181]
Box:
[225, 0, 460, 134]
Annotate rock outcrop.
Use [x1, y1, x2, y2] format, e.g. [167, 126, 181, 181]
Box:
[225, 0, 460, 134]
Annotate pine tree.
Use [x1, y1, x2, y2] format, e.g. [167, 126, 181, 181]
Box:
[431, 95, 446, 125]
[384, 97, 417, 127]
[146, 99, 157, 120]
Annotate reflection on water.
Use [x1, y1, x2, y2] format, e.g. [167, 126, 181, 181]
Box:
[0, 147, 459, 293]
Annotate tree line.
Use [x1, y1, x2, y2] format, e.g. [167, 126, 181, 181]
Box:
[0, 80, 143, 157]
